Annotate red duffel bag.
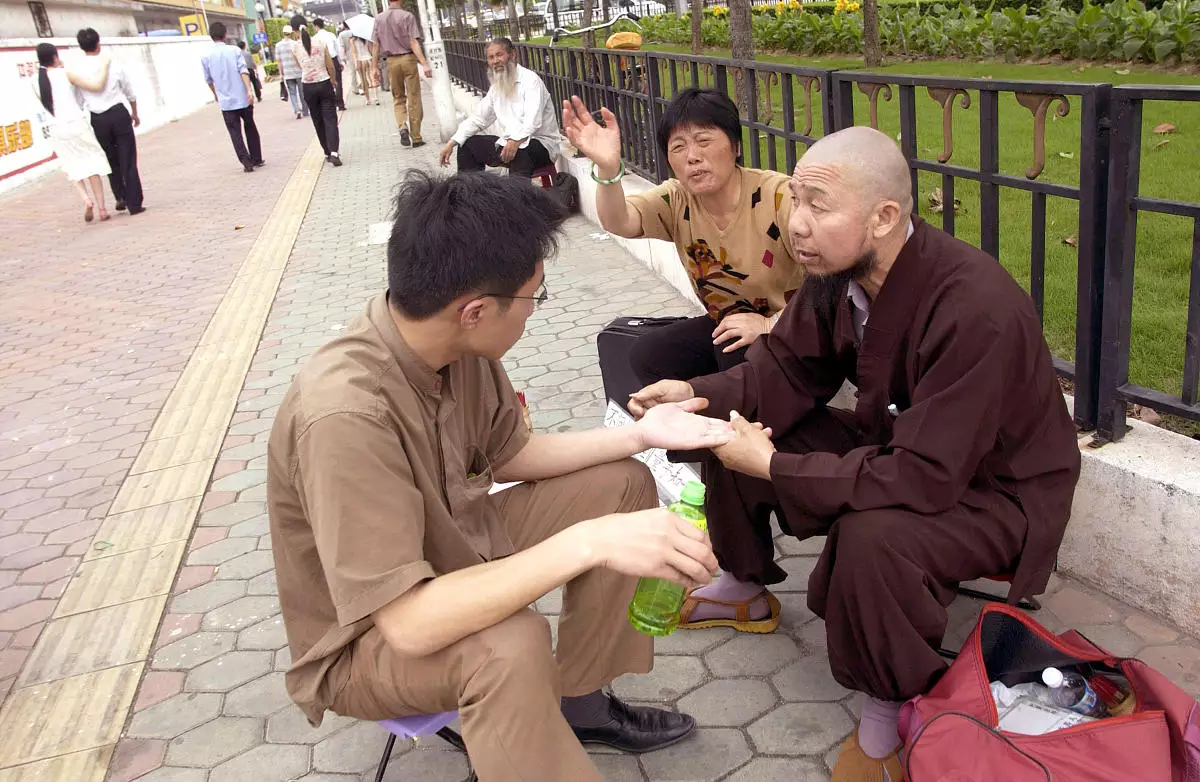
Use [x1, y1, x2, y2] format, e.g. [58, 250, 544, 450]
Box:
[898, 602, 1200, 781]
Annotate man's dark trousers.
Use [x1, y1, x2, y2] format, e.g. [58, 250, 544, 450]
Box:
[90, 103, 143, 210]
[456, 135, 552, 178]
[222, 106, 263, 166]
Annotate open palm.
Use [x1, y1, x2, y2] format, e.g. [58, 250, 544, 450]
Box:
[637, 400, 734, 452]
[562, 96, 622, 172]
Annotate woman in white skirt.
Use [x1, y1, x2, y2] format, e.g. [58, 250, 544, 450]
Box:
[33, 42, 114, 223]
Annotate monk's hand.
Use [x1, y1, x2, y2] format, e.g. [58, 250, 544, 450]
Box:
[562, 96, 621, 177]
[712, 410, 775, 480]
[583, 508, 717, 589]
[628, 379, 694, 419]
[635, 399, 733, 452]
[499, 139, 520, 164]
[712, 313, 771, 353]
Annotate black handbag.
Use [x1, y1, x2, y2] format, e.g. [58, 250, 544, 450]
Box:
[596, 316, 688, 408]
[547, 171, 581, 214]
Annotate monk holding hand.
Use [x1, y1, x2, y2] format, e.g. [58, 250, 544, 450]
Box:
[630, 126, 1081, 780]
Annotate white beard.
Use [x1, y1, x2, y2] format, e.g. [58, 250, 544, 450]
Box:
[488, 63, 518, 100]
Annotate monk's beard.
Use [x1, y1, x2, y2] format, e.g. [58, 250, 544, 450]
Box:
[488, 62, 518, 99]
[805, 248, 878, 317]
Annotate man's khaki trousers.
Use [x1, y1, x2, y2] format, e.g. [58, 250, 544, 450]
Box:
[387, 54, 423, 142]
[331, 459, 658, 782]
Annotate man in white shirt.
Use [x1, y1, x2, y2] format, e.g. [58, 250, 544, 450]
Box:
[313, 18, 345, 111]
[75, 27, 144, 214]
[438, 37, 562, 178]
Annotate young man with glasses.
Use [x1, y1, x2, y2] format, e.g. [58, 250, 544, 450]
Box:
[267, 171, 735, 781]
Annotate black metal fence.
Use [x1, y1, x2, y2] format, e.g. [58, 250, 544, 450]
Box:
[444, 40, 1200, 442]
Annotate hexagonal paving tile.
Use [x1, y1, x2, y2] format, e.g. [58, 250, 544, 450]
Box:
[612, 655, 706, 703]
[640, 727, 752, 781]
[165, 716, 262, 767]
[127, 692, 223, 739]
[726, 756, 830, 782]
[705, 634, 800, 677]
[676, 679, 777, 726]
[590, 754, 644, 781]
[247, 570, 278, 596]
[267, 705, 357, 744]
[654, 627, 735, 656]
[773, 557, 819, 593]
[214, 550, 275, 580]
[186, 650, 273, 691]
[209, 743, 310, 782]
[223, 672, 293, 717]
[227, 516, 270, 539]
[748, 702, 854, 755]
[198, 502, 267, 528]
[238, 615, 288, 650]
[1139, 644, 1200, 697]
[201, 596, 280, 632]
[133, 769, 208, 782]
[312, 720, 394, 774]
[186, 537, 258, 567]
[153, 632, 237, 670]
[772, 655, 852, 702]
[170, 580, 247, 613]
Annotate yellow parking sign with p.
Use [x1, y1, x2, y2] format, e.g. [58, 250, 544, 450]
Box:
[180, 14, 207, 36]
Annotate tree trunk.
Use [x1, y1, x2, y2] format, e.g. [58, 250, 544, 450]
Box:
[601, 0, 610, 24]
[507, 0, 520, 39]
[551, 0, 560, 29]
[728, 0, 753, 115]
[862, 0, 883, 67]
[689, 0, 701, 53]
[582, 0, 595, 49]
[472, 0, 482, 38]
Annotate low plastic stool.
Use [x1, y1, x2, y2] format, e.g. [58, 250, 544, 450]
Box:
[374, 712, 472, 781]
[937, 573, 1042, 660]
[531, 164, 557, 189]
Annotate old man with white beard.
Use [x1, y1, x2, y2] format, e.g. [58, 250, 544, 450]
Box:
[439, 37, 563, 178]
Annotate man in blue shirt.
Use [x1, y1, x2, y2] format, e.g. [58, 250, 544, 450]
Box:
[201, 22, 263, 173]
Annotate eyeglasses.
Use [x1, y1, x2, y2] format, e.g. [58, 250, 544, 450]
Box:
[461, 281, 550, 310]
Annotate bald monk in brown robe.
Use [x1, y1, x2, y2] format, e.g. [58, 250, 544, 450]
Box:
[629, 126, 1082, 780]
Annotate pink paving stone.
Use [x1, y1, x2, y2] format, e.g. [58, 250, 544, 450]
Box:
[210, 461, 247, 483]
[173, 566, 216, 594]
[0, 544, 66, 571]
[0, 600, 54, 631]
[107, 738, 166, 782]
[230, 411, 257, 426]
[154, 614, 202, 649]
[133, 671, 186, 712]
[65, 539, 91, 557]
[16, 555, 79, 584]
[200, 492, 237, 512]
[9, 622, 44, 649]
[0, 585, 44, 612]
[189, 528, 228, 551]
[0, 572, 15, 589]
[40, 576, 71, 600]
[44, 520, 100, 546]
[18, 506, 88, 534]
[0, 533, 43, 557]
[0, 488, 46, 511]
[222, 435, 254, 450]
[44, 475, 107, 499]
[0, 521, 22, 538]
[239, 388, 267, 402]
[0, 647, 28, 679]
[0, 631, 12, 648]
[1, 497, 67, 523]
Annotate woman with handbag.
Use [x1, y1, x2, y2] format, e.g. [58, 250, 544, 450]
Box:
[289, 14, 342, 167]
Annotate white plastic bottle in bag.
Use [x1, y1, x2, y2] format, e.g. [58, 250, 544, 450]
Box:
[1042, 667, 1110, 718]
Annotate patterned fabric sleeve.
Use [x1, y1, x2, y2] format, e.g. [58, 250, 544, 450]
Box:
[626, 179, 682, 242]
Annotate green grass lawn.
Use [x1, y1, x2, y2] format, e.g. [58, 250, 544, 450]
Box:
[525, 39, 1199, 409]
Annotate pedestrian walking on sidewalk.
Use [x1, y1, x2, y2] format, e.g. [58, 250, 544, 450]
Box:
[75, 27, 145, 215]
[312, 19, 346, 111]
[337, 22, 357, 96]
[348, 34, 378, 106]
[31, 42, 114, 223]
[238, 40, 262, 102]
[276, 25, 307, 120]
[372, 0, 432, 147]
[288, 14, 342, 166]
[202, 22, 264, 173]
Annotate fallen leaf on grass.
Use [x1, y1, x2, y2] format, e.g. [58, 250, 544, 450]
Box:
[1115, 68, 1131, 75]
[927, 188, 962, 215]
[1154, 138, 1171, 150]
[1057, 152, 1075, 159]
[1062, 235, 1078, 248]
[1154, 123, 1177, 135]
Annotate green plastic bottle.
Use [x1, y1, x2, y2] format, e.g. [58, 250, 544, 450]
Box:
[627, 481, 708, 637]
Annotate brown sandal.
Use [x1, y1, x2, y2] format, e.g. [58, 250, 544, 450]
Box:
[678, 589, 782, 633]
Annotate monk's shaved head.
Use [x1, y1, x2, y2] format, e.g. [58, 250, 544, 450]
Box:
[795, 126, 913, 218]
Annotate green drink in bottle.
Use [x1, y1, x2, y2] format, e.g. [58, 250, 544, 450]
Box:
[627, 480, 708, 637]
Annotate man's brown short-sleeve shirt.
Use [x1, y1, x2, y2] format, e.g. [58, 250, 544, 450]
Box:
[267, 293, 531, 724]
[372, 7, 420, 57]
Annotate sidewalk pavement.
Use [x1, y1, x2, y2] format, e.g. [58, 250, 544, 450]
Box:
[1, 87, 1198, 782]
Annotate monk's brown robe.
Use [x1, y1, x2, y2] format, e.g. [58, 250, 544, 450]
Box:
[688, 217, 1081, 701]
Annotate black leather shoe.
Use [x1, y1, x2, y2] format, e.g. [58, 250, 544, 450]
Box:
[570, 695, 696, 753]
[115, 200, 126, 211]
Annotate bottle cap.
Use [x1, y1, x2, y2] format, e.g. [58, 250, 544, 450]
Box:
[1042, 667, 1064, 688]
[679, 480, 705, 506]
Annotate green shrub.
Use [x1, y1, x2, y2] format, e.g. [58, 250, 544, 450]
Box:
[264, 61, 280, 76]
[642, 0, 1200, 63]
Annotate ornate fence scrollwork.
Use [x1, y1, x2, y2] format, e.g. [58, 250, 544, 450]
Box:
[1015, 92, 1071, 179]
[858, 82, 893, 130]
[926, 87, 971, 164]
